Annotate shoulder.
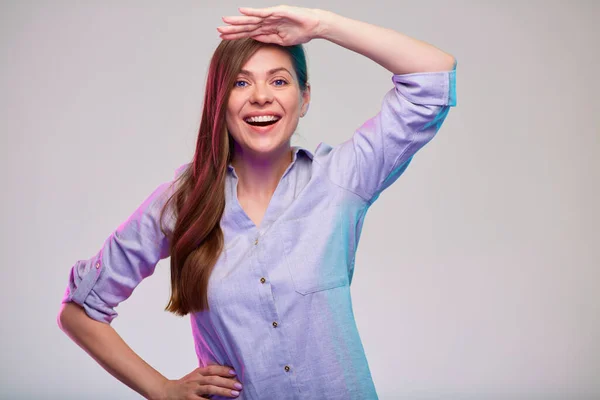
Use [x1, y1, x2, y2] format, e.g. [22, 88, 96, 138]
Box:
[174, 162, 191, 179]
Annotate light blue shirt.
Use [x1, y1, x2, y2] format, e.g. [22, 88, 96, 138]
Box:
[62, 65, 457, 399]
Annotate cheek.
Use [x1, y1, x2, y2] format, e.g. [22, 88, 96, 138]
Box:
[225, 113, 240, 138]
[226, 95, 243, 117]
[225, 108, 235, 122]
[225, 101, 242, 127]
[282, 95, 301, 114]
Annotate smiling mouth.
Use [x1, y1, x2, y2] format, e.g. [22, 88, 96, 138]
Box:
[245, 119, 279, 127]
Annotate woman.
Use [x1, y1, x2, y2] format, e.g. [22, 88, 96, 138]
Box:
[58, 5, 456, 400]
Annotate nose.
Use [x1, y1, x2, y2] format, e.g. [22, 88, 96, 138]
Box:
[249, 82, 273, 105]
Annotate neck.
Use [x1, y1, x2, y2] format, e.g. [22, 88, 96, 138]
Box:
[230, 144, 294, 199]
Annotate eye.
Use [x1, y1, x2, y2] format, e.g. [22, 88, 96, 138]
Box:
[234, 80, 248, 88]
[273, 79, 288, 86]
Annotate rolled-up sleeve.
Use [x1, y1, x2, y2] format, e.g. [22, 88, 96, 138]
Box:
[61, 165, 188, 323]
[314, 61, 457, 203]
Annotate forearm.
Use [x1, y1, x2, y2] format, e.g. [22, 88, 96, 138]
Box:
[58, 302, 168, 400]
[314, 9, 455, 74]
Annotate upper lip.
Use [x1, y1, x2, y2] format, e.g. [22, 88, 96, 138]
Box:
[242, 111, 282, 120]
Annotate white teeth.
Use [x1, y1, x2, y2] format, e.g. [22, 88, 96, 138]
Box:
[245, 115, 280, 123]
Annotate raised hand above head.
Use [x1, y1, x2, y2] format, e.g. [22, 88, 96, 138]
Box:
[217, 5, 323, 46]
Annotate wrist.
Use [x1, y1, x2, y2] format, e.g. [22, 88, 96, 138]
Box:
[312, 9, 336, 40]
[146, 377, 170, 400]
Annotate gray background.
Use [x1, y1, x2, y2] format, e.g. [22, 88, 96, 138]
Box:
[1, 0, 599, 399]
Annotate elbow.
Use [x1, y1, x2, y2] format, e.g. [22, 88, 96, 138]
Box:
[444, 54, 457, 71]
[57, 301, 85, 334]
[57, 302, 72, 332]
[421, 54, 456, 74]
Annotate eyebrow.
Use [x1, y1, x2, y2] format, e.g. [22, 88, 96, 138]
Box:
[238, 67, 293, 78]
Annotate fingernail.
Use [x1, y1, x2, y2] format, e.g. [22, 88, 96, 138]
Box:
[234, 382, 243, 389]
[229, 369, 236, 375]
[231, 390, 240, 396]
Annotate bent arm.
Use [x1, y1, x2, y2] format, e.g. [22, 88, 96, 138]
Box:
[57, 165, 188, 399]
[315, 10, 455, 74]
[57, 302, 168, 400]
[310, 11, 456, 201]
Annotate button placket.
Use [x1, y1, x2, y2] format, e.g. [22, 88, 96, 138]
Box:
[251, 229, 294, 381]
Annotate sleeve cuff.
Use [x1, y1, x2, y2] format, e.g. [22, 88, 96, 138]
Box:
[61, 256, 116, 324]
[392, 62, 457, 107]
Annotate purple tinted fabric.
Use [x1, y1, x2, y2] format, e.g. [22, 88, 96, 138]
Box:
[62, 67, 457, 399]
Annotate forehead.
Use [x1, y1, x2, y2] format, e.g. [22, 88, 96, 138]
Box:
[239, 46, 294, 76]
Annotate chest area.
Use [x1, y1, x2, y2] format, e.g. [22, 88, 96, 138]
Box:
[237, 193, 270, 228]
[210, 196, 354, 308]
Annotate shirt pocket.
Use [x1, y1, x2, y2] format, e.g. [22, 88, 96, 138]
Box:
[279, 209, 349, 295]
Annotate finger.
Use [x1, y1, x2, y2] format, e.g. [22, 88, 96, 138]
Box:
[220, 32, 281, 44]
[201, 374, 243, 390]
[219, 32, 253, 41]
[238, 7, 275, 18]
[197, 384, 241, 399]
[222, 15, 263, 25]
[249, 34, 283, 45]
[202, 364, 237, 377]
[217, 24, 261, 35]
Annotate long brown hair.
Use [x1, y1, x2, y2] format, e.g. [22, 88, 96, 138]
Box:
[159, 38, 309, 315]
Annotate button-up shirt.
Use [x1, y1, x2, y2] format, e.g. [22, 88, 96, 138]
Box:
[62, 65, 457, 399]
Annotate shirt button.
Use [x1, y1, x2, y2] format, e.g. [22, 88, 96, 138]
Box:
[95, 262, 100, 269]
[272, 321, 278, 328]
[260, 277, 266, 284]
[254, 238, 259, 245]
[284, 365, 290, 372]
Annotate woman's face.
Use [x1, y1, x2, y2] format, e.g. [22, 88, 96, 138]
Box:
[226, 46, 310, 161]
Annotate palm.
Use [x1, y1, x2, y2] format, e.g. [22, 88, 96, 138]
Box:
[218, 6, 322, 46]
